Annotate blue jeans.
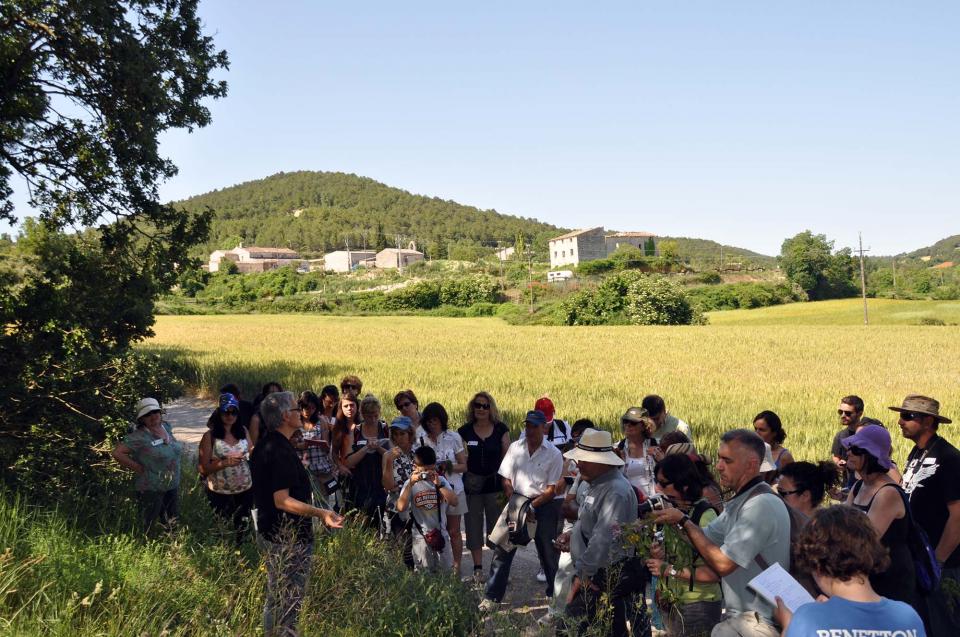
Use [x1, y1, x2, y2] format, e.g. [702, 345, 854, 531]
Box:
[261, 538, 313, 636]
[485, 499, 561, 602]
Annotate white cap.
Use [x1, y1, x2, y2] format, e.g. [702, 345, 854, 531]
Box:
[135, 397, 161, 420]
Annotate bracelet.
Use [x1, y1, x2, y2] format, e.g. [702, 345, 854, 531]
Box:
[676, 513, 691, 532]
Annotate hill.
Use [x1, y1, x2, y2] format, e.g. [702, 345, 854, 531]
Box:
[905, 234, 960, 262]
[660, 236, 776, 268]
[173, 171, 564, 260]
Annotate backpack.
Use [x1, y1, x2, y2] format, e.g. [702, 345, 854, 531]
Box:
[686, 499, 719, 592]
[745, 482, 818, 596]
[855, 481, 942, 594]
[547, 419, 572, 444]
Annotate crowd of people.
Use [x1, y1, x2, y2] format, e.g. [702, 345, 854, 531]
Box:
[111, 384, 958, 637]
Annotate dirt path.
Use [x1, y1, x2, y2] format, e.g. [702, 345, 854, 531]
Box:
[163, 396, 551, 633]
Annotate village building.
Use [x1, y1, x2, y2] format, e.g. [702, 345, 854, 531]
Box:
[548, 227, 606, 268]
[322, 250, 377, 273]
[604, 231, 658, 256]
[207, 244, 301, 273]
[376, 247, 425, 269]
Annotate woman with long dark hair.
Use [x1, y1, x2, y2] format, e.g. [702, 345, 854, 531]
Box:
[646, 453, 723, 636]
[777, 460, 840, 518]
[753, 410, 794, 471]
[249, 381, 283, 446]
[296, 390, 340, 510]
[198, 393, 253, 545]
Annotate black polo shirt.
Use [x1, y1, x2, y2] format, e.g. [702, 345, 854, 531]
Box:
[250, 429, 313, 543]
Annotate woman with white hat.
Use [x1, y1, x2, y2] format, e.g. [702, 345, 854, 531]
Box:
[112, 397, 183, 532]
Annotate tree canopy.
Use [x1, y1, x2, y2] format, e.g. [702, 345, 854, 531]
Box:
[0, 0, 228, 494]
[779, 231, 858, 301]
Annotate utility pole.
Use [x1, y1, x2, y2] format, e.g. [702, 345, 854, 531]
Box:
[856, 233, 870, 325]
[528, 250, 534, 314]
[719, 245, 724, 272]
[396, 234, 403, 275]
[892, 257, 897, 290]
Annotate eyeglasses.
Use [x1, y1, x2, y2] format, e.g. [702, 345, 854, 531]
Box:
[656, 479, 673, 489]
[900, 411, 924, 422]
[838, 409, 856, 417]
[847, 446, 867, 456]
[397, 402, 413, 409]
[473, 403, 490, 410]
[778, 488, 803, 497]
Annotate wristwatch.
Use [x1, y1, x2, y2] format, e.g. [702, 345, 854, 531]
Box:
[676, 513, 691, 532]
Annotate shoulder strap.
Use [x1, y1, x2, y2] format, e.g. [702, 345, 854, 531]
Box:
[745, 482, 775, 571]
[688, 499, 718, 592]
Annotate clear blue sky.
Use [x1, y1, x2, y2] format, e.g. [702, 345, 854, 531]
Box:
[11, 1, 960, 255]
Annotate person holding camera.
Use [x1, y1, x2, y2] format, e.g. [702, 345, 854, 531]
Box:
[652, 429, 790, 637]
[396, 445, 458, 572]
[558, 428, 649, 637]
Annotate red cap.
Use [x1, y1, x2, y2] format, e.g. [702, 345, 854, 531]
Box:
[534, 397, 555, 422]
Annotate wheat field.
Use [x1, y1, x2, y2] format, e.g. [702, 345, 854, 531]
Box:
[146, 312, 960, 466]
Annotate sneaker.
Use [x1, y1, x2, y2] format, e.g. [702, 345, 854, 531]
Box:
[478, 598, 499, 614]
[536, 569, 547, 583]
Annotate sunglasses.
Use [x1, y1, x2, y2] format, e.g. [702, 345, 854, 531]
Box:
[342, 383, 360, 391]
[847, 446, 867, 456]
[899, 411, 924, 422]
[473, 403, 491, 410]
[397, 402, 413, 409]
[778, 488, 803, 497]
[837, 409, 856, 417]
[223, 409, 239, 416]
[656, 479, 673, 489]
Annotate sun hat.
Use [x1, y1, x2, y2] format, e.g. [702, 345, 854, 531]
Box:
[841, 424, 894, 469]
[524, 410, 547, 428]
[389, 416, 413, 430]
[564, 429, 625, 466]
[219, 393, 240, 412]
[760, 442, 776, 472]
[621, 406, 649, 425]
[135, 397, 161, 420]
[888, 394, 952, 424]
[665, 442, 698, 457]
[534, 397, 556, 423]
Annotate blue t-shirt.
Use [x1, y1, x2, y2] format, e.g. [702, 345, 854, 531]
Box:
[785, 596, 926, 637]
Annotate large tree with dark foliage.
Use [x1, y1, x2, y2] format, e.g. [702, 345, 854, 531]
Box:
[779, 231, 858, 301]
[0, 0, 227, 494]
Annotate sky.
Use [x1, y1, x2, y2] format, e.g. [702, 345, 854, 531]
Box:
[8, 1, 960, 255]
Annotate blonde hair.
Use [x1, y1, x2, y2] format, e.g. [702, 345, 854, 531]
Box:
[466, 391, 503, 426]
[359, 393, 381, 416]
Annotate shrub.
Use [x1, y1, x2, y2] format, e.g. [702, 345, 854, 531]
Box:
[625, 276, 707, 325]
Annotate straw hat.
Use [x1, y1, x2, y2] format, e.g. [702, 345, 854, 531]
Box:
[135, 397, 161, 420]
[888, 394, 952, 424]
[564, 429, 625, 466]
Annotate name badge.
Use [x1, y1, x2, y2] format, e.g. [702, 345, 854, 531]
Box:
[151, 438, 164, 447]
[467, 440, 479, 446]
[584, 495, 595, 506]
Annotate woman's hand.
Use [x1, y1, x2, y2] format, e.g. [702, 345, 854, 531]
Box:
[646, 558, 666, 577]
[774, 597, 793, 632]
[650, 541, 665, 560]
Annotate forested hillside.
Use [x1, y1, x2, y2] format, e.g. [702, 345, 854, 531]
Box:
[905, 234, 960, 261]
[175, 171, 564, 259]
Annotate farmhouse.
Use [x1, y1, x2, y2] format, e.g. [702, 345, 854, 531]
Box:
[605, 231, 657, 256]
[323, 250, 377, 273]
[548, 227, 606, 268]
[207, 244, 301, 273]
[376, 247, 425, 269]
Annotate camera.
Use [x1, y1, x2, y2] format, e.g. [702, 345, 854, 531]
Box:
[419, 472, 431, 480]
[637, 494, 669, 515]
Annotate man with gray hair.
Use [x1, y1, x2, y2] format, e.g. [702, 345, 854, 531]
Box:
[654, 429, 790, 637]
[251, 391, 344, 636]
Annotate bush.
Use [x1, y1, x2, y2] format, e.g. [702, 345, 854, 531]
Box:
[687, 281, 806, 312]
[697, 271, 722, 285]
[625, 276, 707, 325]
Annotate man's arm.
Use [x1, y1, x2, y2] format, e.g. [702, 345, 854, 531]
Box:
[502, 477, 514, 499]
[531, 484, 557, 508]
[273, 489, 344, 528]
[654, 508, 740, 577]
[936, 500, 960, 563]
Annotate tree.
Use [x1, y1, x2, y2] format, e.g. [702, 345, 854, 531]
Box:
[0, 0, 228, 494]
[644, 236, 657, 257]
[779, 231, 858, 301]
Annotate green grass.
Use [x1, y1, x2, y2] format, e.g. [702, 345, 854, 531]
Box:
[707, 298, 960, 325]
[0, 476, 477, 636]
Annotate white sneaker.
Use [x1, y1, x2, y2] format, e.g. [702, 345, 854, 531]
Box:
[536, 569, 547, 583]
[478, 598, 499, 614]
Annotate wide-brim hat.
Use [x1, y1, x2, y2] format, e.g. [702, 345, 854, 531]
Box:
[888, 394, 952, 424]
[564, 429, 625, 466]
[841, 424, 894, 470]
[135, 397, 161, 420]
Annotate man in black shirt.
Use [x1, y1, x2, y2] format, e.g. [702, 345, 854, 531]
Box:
[896, 394, 959, 634]
[251, 391, 343, 636]
[831, 394, 864, 489]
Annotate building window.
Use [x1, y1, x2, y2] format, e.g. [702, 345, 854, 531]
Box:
[562, 250, 566, 258]
[554, 251, 558, 258]
[571, 248, 576, 257]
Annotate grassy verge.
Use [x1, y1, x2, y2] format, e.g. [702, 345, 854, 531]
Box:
[0, 474, 478, 636]
[707, 298, 960, 325]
